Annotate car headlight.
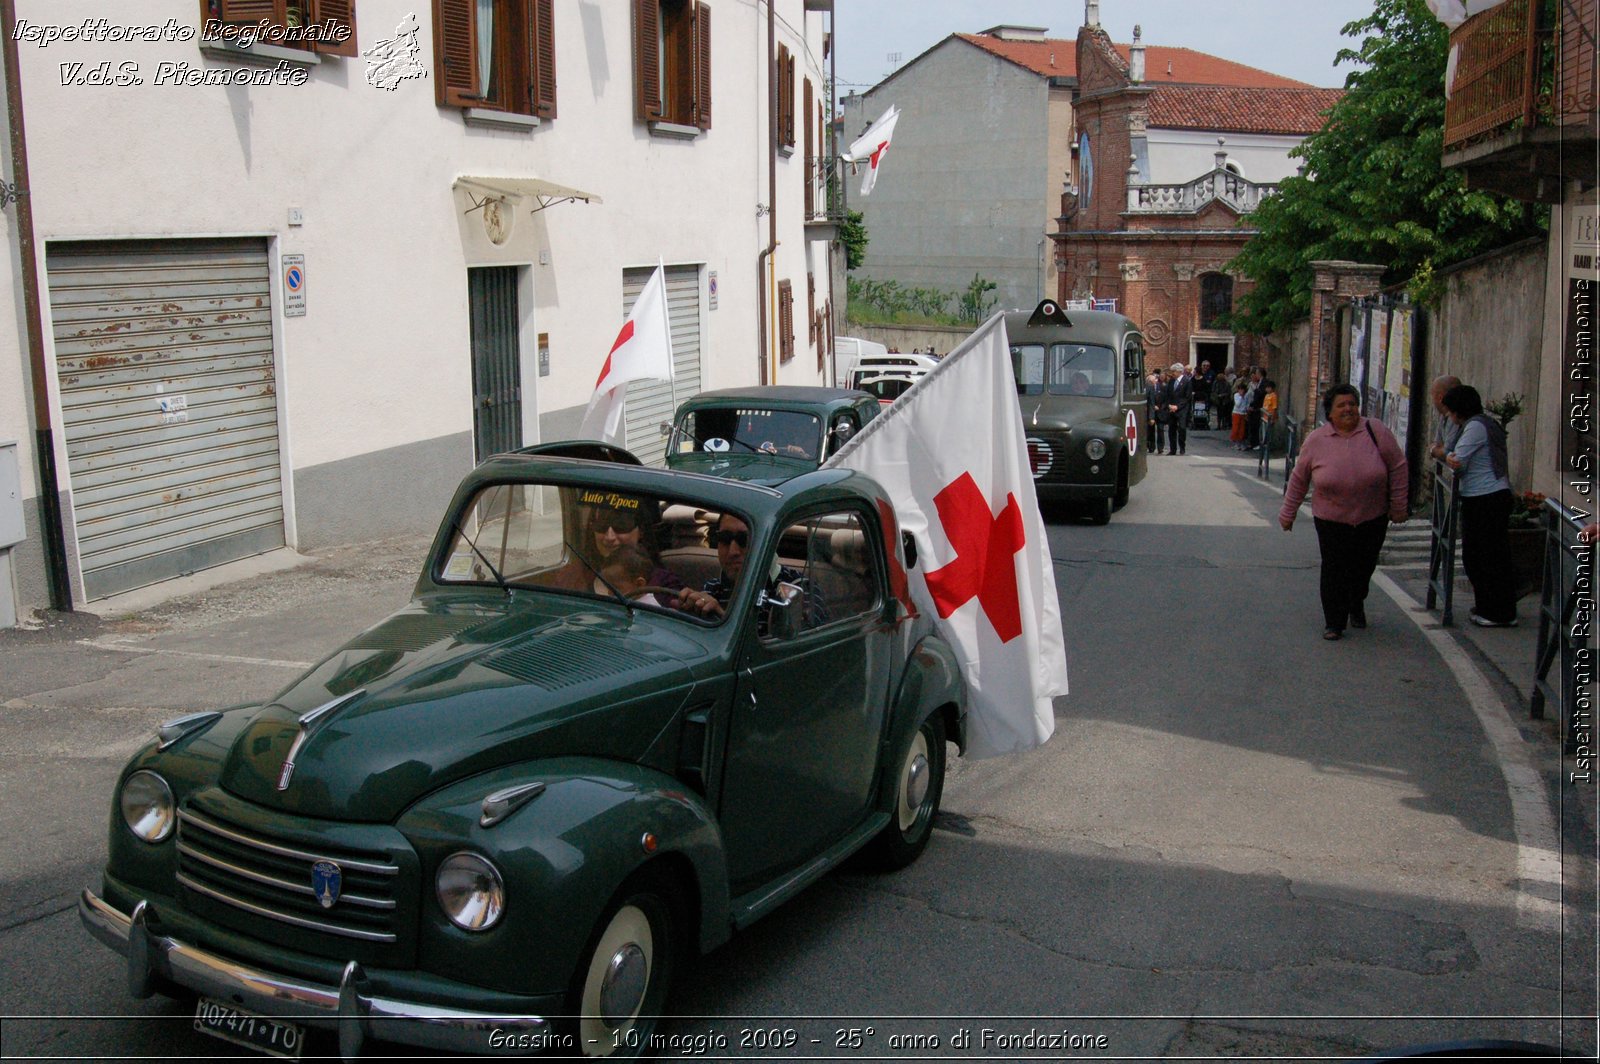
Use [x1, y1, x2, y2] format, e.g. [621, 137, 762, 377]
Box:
[436, 852, 505, 931]
[119, 770, 175, 843]
[1085, 438, 1108, 461]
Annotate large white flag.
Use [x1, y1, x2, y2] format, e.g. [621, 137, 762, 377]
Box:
[824, 313, 1068, 758]
[841, 106, 900, 197]
[578, 263, 675, 445]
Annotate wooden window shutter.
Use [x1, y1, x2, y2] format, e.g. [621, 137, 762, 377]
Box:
[531, 0, 557, 119]
[803, 78, 814, 216]
[776, 46, 795, 148]
[634, 0, 663, 122]
[807, 273, 816, 344]
[818, 300, 830, 370]
[693, 3, 712, 130]
[308, 0, 358, 56]
[209, 0, 288, 24]
[433, 0, 479, 107]
[779, 280, 795, 363]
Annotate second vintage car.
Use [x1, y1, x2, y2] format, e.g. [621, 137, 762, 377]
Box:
[662, 386, 880, 483]
[80, 451, 966, 1058]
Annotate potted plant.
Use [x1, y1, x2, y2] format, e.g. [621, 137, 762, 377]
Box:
[1507, 490, 1546, 596]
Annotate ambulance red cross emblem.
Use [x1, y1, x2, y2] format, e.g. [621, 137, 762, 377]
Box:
[1125, 408, 1139, 456]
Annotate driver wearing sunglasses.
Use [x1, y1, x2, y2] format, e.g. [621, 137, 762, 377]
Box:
[676, 513, 826, 631]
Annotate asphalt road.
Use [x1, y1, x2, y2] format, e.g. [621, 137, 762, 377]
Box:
[0, 430, 1591, 1060]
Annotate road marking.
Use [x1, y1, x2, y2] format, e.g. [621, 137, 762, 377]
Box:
[78, 638, 312, 671]
[1372, 571, 1565, 932]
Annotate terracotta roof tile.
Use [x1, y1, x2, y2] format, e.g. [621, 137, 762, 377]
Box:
[955, 33, 1316, 88]
[1146, 85, 1343, 135]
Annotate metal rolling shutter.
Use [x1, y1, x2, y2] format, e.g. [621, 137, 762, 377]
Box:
[622, 265, 702, 465]
[47, 239, 286, 599]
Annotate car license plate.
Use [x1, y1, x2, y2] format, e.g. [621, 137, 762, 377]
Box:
[193, 997, 305, 1059]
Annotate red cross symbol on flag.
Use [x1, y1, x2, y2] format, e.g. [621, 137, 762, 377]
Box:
[923, 472, 1026, 643]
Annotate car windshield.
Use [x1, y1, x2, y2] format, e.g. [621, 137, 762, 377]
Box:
[437, 480, 741, 619]
[1010, 342, 1117, 398]
[672, 407, 822, 461]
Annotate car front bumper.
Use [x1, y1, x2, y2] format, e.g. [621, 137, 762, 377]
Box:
[79, 888, 553, 1059]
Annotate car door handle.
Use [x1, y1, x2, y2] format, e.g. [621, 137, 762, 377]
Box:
[740, 668, 756, 710]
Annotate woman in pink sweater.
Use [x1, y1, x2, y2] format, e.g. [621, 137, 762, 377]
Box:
[1279, 384, 1409, 640]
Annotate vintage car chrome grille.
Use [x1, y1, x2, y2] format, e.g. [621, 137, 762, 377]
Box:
[176, 808, 400, 943]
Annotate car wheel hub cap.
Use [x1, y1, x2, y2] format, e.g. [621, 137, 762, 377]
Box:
[600, 943, 647, 1027]
[905, 753, 929, 811]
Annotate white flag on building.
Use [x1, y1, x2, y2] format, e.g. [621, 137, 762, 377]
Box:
[841, 105, 900, 197]
[823, 313, 1068, 758]
[1424, 0, 1511, 28]
[578, 263, 674, 445]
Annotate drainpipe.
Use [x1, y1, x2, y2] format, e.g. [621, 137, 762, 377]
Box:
[2, 0, 72, 612]
[764, 0, 778, 384]
[826, 2, 838, 386]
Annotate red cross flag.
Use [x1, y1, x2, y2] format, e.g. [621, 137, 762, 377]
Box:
[841, 105, 900, 197]
[823, 313, 1068, 757]
[578, 263, 674, 445]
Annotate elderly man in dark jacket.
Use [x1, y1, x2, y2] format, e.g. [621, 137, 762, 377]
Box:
[1163, 363, 1194, 455]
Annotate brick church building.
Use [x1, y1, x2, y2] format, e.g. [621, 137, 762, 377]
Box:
[1052, 5, 1341, 374]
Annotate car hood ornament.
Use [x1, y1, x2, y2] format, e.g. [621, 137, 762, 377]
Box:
[277, 689, 366, 791]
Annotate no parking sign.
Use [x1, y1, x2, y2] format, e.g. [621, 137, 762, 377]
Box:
[282, 254, 306, 317]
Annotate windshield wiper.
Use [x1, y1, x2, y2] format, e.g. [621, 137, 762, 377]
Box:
[452, 519, 511, 598]
[565, 537, 635, 619]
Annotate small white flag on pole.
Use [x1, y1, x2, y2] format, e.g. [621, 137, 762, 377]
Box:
[578, 262, 675, 445]
[841, 105, 900, 197]
[824, 313, 1068, 758]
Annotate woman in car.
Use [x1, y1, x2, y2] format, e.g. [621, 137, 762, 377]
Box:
[549, 497, 684, 595]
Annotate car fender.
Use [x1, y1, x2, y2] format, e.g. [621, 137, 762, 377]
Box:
[877, 633, 966, 813]
[396, 757, 730, 997]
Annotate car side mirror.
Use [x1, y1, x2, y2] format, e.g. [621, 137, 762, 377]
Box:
[832, 422, 855, 446]
[659, 421, 673, 438]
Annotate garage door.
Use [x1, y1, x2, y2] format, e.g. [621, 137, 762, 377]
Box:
[622, 265, 703, 465]
[47, 239, 286, 599]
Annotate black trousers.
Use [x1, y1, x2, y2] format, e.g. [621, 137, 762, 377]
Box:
[1167, 414, 1187, 454]
[1313, 514, 1390, 630]
[1153, 419, 1167, 452]
[1460, 489, 1516, 623]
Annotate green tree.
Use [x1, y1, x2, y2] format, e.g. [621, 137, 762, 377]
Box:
[1229, 0, 1546, 335]
[839, 210, 869, 271]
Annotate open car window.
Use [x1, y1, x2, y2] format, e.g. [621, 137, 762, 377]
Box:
[436, 481, 742, 621]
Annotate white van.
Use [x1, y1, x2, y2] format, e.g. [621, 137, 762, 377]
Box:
[835, 336, 939, 389]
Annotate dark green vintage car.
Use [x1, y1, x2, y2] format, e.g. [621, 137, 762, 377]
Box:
[80, 453, 966, 1058]
[1005, 300, 1150, 524]
[663, 386, 880, 485]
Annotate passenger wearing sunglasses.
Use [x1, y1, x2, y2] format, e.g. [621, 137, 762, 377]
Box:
[550, 498, 684, 594]
[676, 513, 826, 632]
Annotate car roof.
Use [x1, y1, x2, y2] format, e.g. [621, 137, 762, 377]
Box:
[1002, 307, 1138, 348]
[682, 386, 873, 411]
[462, 451, 880, 517]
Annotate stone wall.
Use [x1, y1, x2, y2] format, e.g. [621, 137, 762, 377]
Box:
[1425, 237, 1548, 494]
[840, 322, 975, 357]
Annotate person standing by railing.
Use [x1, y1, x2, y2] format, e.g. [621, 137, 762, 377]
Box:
[1441, 384, 1517, 628]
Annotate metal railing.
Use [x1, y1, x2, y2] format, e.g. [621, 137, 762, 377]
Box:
[1531, 498, 1592, 755]
[1425, 461, 1463, 627]
[1440, 0, 1596, 150]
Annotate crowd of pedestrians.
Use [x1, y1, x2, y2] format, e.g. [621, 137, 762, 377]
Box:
[1146, 362, 1279, 456]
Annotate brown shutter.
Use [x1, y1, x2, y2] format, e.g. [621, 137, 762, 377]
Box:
[210, 0, 287, 24]
[531, 0, 557, 118]
[309, 0, 358, 56]
[779, 280, 795, 363]
[634, 0, 663, 121]
[433, 0, 479, 107]
[803, 78, 815, 216]
[807, 273, 816, 344]
[693, 2, 712, 130]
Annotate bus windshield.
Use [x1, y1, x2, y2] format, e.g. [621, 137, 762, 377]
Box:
[1010, 343, 1118, 398]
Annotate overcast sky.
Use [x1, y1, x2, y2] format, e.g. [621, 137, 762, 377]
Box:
[832, 0, 1378, 98]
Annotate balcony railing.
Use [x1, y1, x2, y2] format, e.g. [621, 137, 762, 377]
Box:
[1126, 168, 1277, 216]
[1444, 0, 1596, 150]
